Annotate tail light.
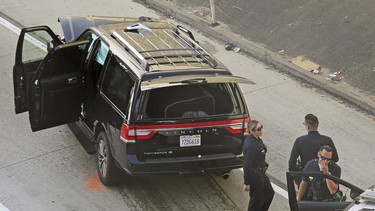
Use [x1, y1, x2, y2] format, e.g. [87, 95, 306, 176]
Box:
[120, 124, 156, 143]
[223, 117, 250, 134]
[121, 117, 250, 142]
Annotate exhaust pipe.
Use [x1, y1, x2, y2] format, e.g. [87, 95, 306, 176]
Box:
[222, 172, 229, 179]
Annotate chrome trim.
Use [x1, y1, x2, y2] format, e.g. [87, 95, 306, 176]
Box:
[120, 136, 135, 143]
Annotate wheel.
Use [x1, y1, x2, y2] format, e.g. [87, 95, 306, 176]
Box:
[96, 131, 122, 185]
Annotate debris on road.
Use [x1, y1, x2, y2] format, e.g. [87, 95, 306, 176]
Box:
[290, 55, 320, 72]
[225, 43, 241, 53]
[225, 43, 233, 50]
[328, 71, 342, 81]
[344, 16, 351, 23]
[233, 46, 241, 53]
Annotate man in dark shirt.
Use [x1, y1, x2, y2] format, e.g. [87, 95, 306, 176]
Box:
[243, 120, 274, 211]
[297, 145, 341, 201]
[289, 114, 339, 172]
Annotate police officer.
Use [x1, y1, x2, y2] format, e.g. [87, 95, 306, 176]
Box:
[297, 145, 341, 201]
[243, 120, 274, 211]
[288, 114, 339, 200]
[289, 114, 339, 172]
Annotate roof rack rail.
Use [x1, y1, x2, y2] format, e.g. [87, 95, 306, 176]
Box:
[111, 24, 218, 70]
[176, 25, 197, 44]
[172, 26, 217, 67]
[111, 31, 150, 71]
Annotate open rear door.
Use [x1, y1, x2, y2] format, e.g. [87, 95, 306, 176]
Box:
[13, 26, 62, 114]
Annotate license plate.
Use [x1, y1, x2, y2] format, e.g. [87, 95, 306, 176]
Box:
[180, 135, 201, 147]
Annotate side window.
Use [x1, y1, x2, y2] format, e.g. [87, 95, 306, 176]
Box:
[101, 56, 134, 114]
[82, 32, 109, 65]
[92, 41, 109, 85]
[22, 31, 51, 63]
[94, 40, 109, 65]
[39, 41, 88, 79]
[85, 33, 99, 52]
[77, 32, 110, 88]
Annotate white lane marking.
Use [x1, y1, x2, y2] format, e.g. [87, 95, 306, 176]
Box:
[271, 182, 289, 199]
[0, 15, 19, 211]
[0, 15, 47, 52]
[24, 33, 48, 52]
[240, 168, 289, 199]
[0, 16, 20, 34]
[0, 203, 10, 211]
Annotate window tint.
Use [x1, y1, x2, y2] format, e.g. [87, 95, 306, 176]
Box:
[85, 33, 98, 52]
[82, 31, 109, 65]
[144, 83, 240, 119]
[95, 42, 109, 65]
[39, 42, 88, 79]
[85, 35, 109, 86]
[101, 56, 134, 114]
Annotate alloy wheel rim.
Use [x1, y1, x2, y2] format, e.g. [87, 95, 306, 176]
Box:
[98, 139, 108, 177]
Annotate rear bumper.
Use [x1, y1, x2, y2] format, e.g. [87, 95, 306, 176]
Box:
[122, 153, 244, 176]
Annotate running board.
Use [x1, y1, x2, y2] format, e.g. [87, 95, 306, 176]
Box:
[67, 122, 96, 154]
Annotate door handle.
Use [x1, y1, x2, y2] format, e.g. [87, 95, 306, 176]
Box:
[68, 77, 78, 84]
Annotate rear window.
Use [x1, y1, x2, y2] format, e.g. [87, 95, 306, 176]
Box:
[141, 83, 243, 119]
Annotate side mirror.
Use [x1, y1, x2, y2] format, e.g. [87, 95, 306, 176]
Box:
[350, 189, 360, 199]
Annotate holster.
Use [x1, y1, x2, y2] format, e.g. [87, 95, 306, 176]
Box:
[251, 166, 268, 173]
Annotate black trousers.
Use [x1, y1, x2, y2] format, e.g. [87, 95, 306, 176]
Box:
[248, 173, 274, 211]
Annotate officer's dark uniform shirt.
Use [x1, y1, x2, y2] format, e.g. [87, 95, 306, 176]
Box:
[289, 131, 339, 171]
[302, 159, 341, 200]
[243, 134, 267, 185]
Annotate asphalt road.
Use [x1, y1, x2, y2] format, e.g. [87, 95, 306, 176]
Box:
[0, 0, 374, 210]
[144, 0, 375, 117]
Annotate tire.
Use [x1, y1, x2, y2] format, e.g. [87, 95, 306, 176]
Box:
[96, 131, 122, 185]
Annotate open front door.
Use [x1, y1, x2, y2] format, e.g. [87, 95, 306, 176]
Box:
[13, 26, 62, 114]
[27, 38, 90, 132]
[286, 172, 363, 211]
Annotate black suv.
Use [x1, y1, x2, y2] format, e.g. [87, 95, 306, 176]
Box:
[13, 16, 254, 185]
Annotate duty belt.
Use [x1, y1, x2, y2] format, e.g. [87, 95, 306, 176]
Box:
[251, 166, 268, 173]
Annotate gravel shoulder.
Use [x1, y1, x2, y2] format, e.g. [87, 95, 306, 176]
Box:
[140, 0, 375, 116]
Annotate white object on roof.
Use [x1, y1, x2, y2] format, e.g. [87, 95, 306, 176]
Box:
[124, 23, 152, 33]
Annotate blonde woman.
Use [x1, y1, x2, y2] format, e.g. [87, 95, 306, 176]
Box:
[243, 120, 274, 211]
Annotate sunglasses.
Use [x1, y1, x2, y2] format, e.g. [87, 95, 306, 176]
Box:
[320, 154, 332, 161]
[254, 125, 263, 131]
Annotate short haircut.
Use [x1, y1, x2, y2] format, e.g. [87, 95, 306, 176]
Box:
[319, 145, 333, 152]
[248, 120, 259, 132]
[305, 114, 319, 129]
